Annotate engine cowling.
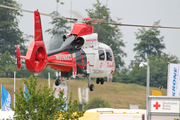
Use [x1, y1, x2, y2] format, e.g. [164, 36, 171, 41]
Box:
[25, 41, 47, 73]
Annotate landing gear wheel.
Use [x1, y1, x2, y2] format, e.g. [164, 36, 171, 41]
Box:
[89, 84, 94, 91]
[55, 79, 61, 86]
[96, 78, 100, 84]
[100, 78, 104, 85]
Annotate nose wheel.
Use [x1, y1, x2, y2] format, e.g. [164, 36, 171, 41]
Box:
[55, 78, 61, 86]
[89, 84, 94, 91]
[88, 74, 95, 91]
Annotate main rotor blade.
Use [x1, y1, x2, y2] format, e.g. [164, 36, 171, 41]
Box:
[0, 4, 77, 21]
[70, 10, 83, 19]
[102, 22, 180, 29]
[0, 4, 180, 29]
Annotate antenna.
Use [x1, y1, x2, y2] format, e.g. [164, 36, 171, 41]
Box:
[106, 0, 108, 7]
[70, 1, 72, 31]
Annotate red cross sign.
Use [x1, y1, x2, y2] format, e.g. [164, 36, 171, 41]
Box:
[153, 102, 161, 110]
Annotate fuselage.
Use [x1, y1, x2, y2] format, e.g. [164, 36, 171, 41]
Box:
[46, 32, 115, 78]
[17, 10, 115, 91]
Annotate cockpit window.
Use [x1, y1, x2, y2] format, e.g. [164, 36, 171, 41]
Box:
[98, 50, 105, 61]
[106, 50, 112, 61]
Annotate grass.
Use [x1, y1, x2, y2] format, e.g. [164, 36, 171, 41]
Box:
[0, 77, 167, 109]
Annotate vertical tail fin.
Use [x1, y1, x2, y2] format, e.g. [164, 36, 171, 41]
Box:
[23, 10, 47, 73]
[34, 9, 43, 41]
[16, 10, 47, 73]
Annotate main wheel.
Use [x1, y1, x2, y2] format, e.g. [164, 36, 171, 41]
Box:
[96, 78, 100, 84]
[55, 79, 61, 86]
[89, 84, 95, 91]
[100, 78, 104, 85]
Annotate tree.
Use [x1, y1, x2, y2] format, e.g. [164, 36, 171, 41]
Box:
[117, 67, 131, 83]
[0, 50, 13, 77]
[86, 0, 127, 71]
[128, 55, 179, 88]
[37, 67, 56, 79]
[46, 0, 70, 51]
[133, 21, 165, 62]
[88, 97, 111, 109]
[129, 21, 180, 87]
[149, 54, 179, 88]
[0, 0, 28, 57]
[13, 75, 85, 120]
[0, 50, 32, 78]
[128, 64, 147, 86]
[0, 50, 14, 66]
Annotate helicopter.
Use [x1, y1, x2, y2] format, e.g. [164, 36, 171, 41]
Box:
[15, 8, 180, 91]
[0, 5, 179, 91]
[16, 9, 115, 91]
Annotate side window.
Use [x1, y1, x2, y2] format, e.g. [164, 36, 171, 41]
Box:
[98, 50, 105, 61]
[106, 50, 112, 61]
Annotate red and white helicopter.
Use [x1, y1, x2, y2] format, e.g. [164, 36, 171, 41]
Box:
[12, 8, 180, 91]
[16, 10, 115, 91]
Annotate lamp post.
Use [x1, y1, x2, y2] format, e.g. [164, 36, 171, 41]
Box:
[139, 58, 150, 120]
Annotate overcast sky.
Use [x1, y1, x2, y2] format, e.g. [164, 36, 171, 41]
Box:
[16, 0, 180, 67]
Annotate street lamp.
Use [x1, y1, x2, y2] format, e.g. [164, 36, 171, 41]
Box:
[139, 58, 150, 120]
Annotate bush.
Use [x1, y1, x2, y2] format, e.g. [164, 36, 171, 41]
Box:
[13, 75, 85, 120]
[88, 97, 111, 109]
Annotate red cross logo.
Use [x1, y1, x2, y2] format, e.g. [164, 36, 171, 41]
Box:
[153, 102, 161, 110]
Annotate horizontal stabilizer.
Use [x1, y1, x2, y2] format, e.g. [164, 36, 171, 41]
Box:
[16, 45, 21, 69]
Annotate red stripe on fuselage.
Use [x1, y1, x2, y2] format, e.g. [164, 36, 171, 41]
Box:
[47, 52, 73, 72]
[77, 61, 94, 69]
[78, 51, 94, 69]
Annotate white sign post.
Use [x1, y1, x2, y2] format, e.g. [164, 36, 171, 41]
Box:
[14, 71, 16, 109]
[78, 87, 89, 110]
